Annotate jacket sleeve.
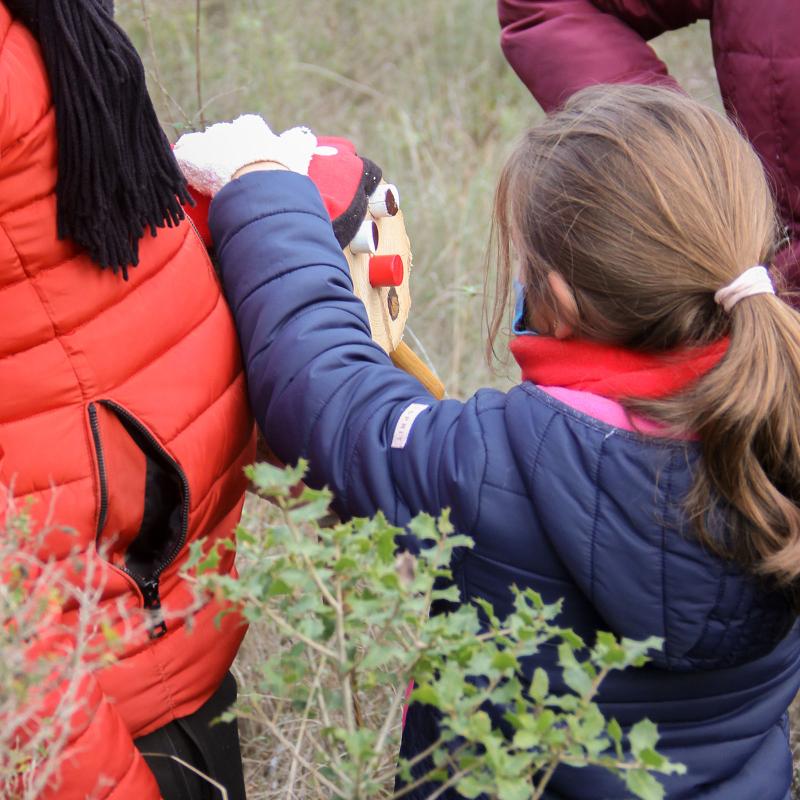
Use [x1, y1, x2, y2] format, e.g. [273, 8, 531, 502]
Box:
[210, 171, 490, 532]
[497, 0, 709, 111]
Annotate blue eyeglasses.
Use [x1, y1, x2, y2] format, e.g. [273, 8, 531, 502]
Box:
[512, 280, 539, 337]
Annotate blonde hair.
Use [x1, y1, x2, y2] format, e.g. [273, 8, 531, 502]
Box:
[489, 84, 800, 603]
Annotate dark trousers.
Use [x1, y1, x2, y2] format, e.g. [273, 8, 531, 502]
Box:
[134, 672, 247, 800]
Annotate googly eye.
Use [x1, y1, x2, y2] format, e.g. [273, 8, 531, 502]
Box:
[368, 184, 400, 218]
[350, 220, 379, 254]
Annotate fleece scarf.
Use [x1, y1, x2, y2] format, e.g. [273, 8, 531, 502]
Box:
[510, 335, 729, 400]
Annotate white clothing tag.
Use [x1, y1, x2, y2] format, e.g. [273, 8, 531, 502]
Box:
[391, 403, 429, 449]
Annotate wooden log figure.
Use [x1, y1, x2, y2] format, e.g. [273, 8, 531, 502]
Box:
[186, 134, 445, 401]
[307, 137, 445, 399]
[182, 132, 444, 471]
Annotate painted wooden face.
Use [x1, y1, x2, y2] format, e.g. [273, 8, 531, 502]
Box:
[343, 181, 412, 354]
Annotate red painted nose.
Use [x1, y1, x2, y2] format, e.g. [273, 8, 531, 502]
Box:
[369, 254, 404, 287]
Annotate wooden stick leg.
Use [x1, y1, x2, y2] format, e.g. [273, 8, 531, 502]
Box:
[390, 341, 445, 400]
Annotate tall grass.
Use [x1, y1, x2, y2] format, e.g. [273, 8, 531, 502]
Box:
[118, 0, 719, 397]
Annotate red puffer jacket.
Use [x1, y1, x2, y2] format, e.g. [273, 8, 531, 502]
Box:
[498, 0, 800, 293]
[0, 5, 255, 797]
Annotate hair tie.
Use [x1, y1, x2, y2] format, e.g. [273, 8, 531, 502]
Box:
[714, 265, 775, 312]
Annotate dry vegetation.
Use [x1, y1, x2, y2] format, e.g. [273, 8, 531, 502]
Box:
[0, 504, 154, 799]
[110, 3, 795, 798]
[118, 0, 721, 398]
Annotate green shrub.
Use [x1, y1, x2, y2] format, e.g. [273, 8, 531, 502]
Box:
[0, 506, 126, 798]
[188, 462, 684, 799]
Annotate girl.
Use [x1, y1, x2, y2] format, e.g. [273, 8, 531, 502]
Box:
[177, 85, 800, 798]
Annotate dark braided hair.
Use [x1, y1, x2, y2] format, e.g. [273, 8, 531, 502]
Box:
[5, 0, 192, 278]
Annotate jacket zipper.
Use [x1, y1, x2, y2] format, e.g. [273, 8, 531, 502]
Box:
[90, 400, 191, 639]
[185, 212, 205, 244]
[88, 403, 109, 537]
[139, 577, 168, 639]
[185, 213, 223, 280]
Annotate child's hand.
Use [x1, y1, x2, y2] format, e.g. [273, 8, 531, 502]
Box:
[174, 115, 318, 196]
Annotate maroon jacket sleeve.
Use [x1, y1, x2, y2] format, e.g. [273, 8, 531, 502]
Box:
[497, 0, 709, 111]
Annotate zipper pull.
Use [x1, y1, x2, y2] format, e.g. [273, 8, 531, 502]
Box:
[141, 578, 168, 639]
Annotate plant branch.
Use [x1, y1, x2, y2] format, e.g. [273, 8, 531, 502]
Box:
[261, 606, 339, 661]
[194, 0, 205, 127]
[285, 659, 324, 798]
[256, 715, 343, 798]
[139, 0, 192, 131]
[283, 506, 340, 612]
[531, 665, 612, 800]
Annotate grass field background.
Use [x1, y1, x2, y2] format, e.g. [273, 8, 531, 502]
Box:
[112, 3, 768, 796]
[118, 0, 721, 399]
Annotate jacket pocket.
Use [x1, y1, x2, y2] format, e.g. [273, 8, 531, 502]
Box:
[88, 401, 190, 638]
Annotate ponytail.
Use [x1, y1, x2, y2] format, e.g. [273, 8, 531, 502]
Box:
[488, 85, 800, 605]
[675, 294, 800, 603]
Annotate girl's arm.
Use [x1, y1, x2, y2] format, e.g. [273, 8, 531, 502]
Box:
[497, 0, 708, 112]
[210, 170, 492, 531]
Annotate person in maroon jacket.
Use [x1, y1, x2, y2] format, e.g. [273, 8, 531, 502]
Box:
[497, 0, 800, 299]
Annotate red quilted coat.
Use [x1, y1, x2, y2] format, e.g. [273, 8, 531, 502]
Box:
[0, 5, 255, 797]
[498, 0, 800, 292]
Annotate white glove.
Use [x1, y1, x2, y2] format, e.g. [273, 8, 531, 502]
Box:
[174, 114, 318, 196]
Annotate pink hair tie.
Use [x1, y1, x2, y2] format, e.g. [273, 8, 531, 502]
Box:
[714, 265, 775, 312]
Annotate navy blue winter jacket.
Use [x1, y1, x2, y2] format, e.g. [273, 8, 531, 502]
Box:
[211, 170, 800, 799]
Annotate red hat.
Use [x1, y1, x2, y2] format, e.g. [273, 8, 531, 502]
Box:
[182, 135, 382, 250]
[307, 137, 382, 248]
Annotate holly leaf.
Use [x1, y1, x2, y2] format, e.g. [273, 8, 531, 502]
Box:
[625, 769, 665, 800]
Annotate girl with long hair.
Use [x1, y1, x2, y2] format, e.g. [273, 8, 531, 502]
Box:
[178, 85, 800, 798]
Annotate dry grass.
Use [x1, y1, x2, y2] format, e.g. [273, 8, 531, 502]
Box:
[228, 493, 404, 799]
[111, 3, 799, 796]
[118, 1, 724, 397]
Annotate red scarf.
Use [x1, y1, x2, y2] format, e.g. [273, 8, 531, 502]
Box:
[510, 335, 729, 400]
